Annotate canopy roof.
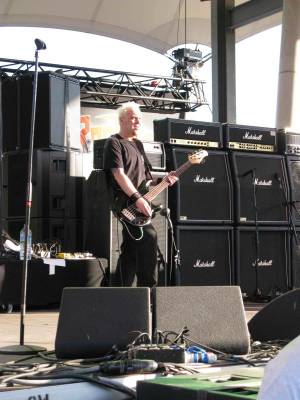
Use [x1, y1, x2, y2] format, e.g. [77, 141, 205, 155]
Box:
[0, 0, 282, 54]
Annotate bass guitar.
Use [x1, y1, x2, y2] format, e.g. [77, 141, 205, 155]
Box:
[113, 149, 208, 227]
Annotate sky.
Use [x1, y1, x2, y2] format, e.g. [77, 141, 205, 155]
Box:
[0, 25, 282, 127]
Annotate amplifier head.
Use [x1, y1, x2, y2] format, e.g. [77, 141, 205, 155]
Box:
[225, 124, 277, 153]
[154, 118, 223, 149]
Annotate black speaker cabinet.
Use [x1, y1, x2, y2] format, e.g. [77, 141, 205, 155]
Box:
[291, 228, 300, 288]
[175, 226, 234, 286]
[4, 217, 84, 252]
[286, 155, 300, 225]
[153, 286, 250, 355]
[2, 72, 81, 151]
[55, 287, 151, 358]
[2, 150, 84, 219]
[84, 170, 168, 285]
[231, 152, 289, 224]
[167, 147, 233, 223]
[236, 227, 291, 300]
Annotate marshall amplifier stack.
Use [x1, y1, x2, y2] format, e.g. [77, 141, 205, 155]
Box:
[154, 117, 296, 299]
[227, 125, 293, 299]
[154, 118, 234, 287]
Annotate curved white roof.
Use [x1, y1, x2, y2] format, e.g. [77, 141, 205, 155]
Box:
[0, 0, 282, 53]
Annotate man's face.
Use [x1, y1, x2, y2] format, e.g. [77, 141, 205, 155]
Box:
[120, 109, 141, 137]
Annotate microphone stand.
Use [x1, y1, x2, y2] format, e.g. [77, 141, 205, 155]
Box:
[247, 169, 265, 302]
[276, 174, 297, 291]
[162, 208, 180, 285]
[0, 39, 46, 355]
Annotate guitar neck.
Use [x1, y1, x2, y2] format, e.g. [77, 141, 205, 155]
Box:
[143, 160, 192, 202]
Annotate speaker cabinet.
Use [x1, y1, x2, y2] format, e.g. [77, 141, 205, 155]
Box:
[167, 148, 233, 223]
[84, 170, 168, 285]
[248, 288, 300, 341]
[153, 286, 250, 355]
[4, 217, 84, 252]
[175, 226, 234, 286]
[231, 152, 289, 224]
[2, 150, 84, 219]
[55, 287, 151, 358]
[236, 227, 291, 300]
[291, 228, 300, 288]
[2, 72, 81, 151]
[286, 155, 300, 225]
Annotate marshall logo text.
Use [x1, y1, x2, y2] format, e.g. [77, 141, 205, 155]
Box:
[252, 259, 273, 267]
[194, 175, 215, 183]
[185, 126, 207, 136]
[193, 260, 216, 268]
[254, 178, 272, 186]
[243, 132, 263, 141]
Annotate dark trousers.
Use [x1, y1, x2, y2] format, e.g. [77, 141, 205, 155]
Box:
[114, 222, 158, 287]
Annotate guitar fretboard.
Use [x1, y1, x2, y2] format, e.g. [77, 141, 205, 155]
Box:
[143, 160, 192, 202]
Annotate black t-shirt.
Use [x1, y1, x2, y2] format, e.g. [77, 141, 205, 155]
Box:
[103, 134, 150, 197]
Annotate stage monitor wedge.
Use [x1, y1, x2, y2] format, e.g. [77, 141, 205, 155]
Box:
[248, 288, 300, 341]
[153, 286, 250, 355]
[55, 287, 151, 359]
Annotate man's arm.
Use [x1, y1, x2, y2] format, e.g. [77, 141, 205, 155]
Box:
[112, 168, 152, 217]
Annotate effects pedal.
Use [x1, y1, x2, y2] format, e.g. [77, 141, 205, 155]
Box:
[129, 345, 186, 363]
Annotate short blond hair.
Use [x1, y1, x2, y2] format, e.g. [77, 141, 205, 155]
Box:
[118, 102, 141, 121]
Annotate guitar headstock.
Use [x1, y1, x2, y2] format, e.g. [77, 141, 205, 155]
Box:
[188, 149, 208, 165]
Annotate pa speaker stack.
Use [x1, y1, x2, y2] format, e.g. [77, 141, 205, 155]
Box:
[1, 72, 84, 251]
[154, 118, 234, 286]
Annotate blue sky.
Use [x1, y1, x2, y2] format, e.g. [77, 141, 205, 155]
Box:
[0, 25, 282, 127]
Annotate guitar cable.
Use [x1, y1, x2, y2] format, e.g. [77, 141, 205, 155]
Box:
[122, 221, 144, 241]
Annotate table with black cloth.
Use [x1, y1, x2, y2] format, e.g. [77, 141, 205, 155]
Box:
[0, 257, 107, 307]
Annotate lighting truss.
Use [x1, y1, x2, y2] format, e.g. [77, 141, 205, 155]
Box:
[0, 58, 208, 113]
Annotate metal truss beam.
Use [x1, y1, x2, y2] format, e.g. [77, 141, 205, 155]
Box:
[0, 58, 208, 114]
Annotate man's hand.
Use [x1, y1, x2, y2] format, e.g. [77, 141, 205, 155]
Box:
[135, 197, 152, 217]
[166, 171, 178, 186]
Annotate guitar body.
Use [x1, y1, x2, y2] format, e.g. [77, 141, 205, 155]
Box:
[112, 183, 152, 227]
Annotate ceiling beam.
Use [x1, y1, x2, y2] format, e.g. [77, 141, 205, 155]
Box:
[230, 0, 283, 30]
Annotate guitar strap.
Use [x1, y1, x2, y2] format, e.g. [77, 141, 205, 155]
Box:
[135, 140, 153, 181]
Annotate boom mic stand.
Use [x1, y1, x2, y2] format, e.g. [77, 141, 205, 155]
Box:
[0, 39, 47, 355]
[244, 169, 264, 302]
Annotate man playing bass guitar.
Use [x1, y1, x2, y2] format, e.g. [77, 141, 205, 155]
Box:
[103, 102, 178, 287]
